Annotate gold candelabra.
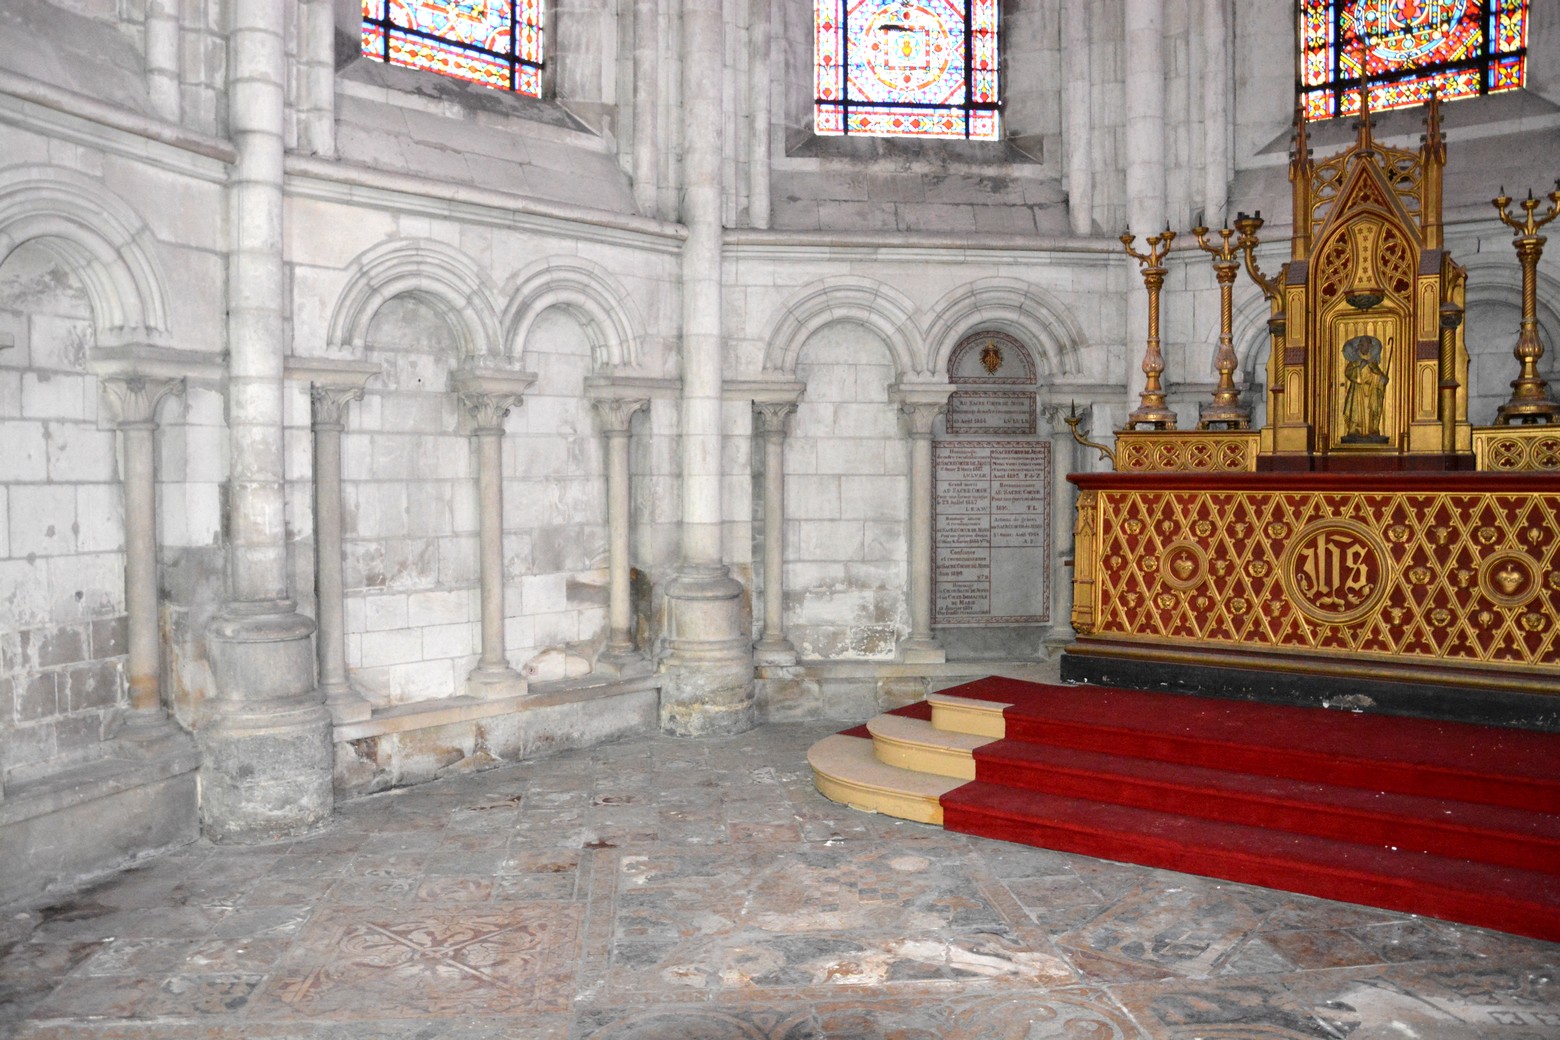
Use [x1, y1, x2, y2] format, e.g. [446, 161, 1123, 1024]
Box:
[1234, 211, 1288, 420]
[1191, 222, 1252, 429]
[1122, 227, 1178, 429]
[1491, 183, 1560, 424]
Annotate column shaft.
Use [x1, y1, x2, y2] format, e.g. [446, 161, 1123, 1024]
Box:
[310, 383, 372, 724]
[894, 393, 949, 665]
[123, 423, 160, 713]
[474, 426, 514, 678]
[753, 399, 798, 664]
[606, 429, 634, 652]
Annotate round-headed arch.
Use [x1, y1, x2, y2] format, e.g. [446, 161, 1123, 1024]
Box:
[763, 275, 925, 378]
[0, 165, 171, 345]
[922, 278, 1087, 378]
[327, 238, 502, 358]
[501, 257, 644, 370]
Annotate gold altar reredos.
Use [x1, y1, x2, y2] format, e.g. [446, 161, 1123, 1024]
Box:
[1071, 97, 1560, 695]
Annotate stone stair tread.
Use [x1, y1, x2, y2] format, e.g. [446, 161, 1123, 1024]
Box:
[806, 734, 964, 825]
[867, 713, 996, 753]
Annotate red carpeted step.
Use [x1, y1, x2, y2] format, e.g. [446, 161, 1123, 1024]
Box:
[941, 678, 1560, 812]
[941, 782, 1560, 943]
[972, 739, 1560, 873]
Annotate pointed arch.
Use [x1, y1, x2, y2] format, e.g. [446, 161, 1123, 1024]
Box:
[501, 257, 644, 370]
[0, 165, 171, 345]
[922, 278, 1087, 378]
[763, 276, 924, 378]
[326, 238, 502, 358]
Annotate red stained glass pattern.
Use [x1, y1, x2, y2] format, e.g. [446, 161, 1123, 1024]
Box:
[362, 0, 544, 98]
[1299, 1, 1527, 119]
[816, 0, 1001, 140]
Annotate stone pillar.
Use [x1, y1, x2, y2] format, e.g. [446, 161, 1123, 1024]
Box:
[310, 379, 373, 724]
[101, 375, 185, 727]
[660, 0, 755, 737]
[453, 366, 537, 697]
[145, 0, 180, 122]
[589, 393, 651, 676]
[631, 0, 659, 217]
[892, 385, 953, 665]
[1125, 0, 1168, 417]
[201, 0, 334, 844]
[1063, 2, 1093, 237]
[747, 0, 772, 230]
[297, 0, 337, 157]
[1201, 0, 1232, 227]
[753, 396, 800, 665]
[1043, 405, 1080, 646]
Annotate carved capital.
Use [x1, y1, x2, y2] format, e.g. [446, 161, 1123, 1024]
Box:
[310, 383, 365, 428]
[897, 400, 945, 437]
[591, 396, 649, 436]
[754, 400, 798, 437]
[460, 391, 523, 433]
[100, 375, 185, 427]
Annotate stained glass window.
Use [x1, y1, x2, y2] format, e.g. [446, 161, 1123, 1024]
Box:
[362, 1, 544, 98]
[816, 1, 1000, 140]
[1299, 1, 1527, 119]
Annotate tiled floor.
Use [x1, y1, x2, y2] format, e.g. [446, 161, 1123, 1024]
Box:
[2, 721, 1556, 1038]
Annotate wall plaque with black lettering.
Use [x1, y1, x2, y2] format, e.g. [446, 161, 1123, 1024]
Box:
[933, 440, 1052, 625]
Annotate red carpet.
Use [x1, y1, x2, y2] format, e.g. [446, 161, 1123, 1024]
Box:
[935, 678, 1560, 942]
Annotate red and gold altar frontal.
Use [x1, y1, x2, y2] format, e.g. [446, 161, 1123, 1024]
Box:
[1068, 92, 1559, 696]
[1070, 474, 1560, 694]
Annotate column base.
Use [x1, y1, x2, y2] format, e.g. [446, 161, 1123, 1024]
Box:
[659, 567, 756, 737]
[595, 649, 655, 678]
[201, 606, 334, 844]
[115, 710, 194, 759]
[320, 681, 374, 724]
[467, 665, 528, 700]
[897, 638, 946, 665]
[753, 638, 798, 667]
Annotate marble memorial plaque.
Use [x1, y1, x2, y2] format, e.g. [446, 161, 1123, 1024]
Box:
[933, 440, 1052, 625]
[945, 390, 1037, 435]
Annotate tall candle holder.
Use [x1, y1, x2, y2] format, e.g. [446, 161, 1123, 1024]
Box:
[1122, 226, 1179, 429]
[1491, 183, 1560, 425]
[1191, 222, 1252, 429]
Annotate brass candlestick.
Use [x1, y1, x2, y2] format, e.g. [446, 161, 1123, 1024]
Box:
[1491, 183, 1560, 424]
[1234, 210, 1287, 419]
[1191, 223, 1252, 429]
[1122, 226, 1178, 429]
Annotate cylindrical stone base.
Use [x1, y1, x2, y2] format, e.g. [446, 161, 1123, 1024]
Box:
[659, 571, 755, 737]
[200, 609, 334, 843]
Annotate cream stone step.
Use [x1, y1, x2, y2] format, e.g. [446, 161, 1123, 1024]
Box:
[867, 713, 998, 781]
[807, 733, 964, 825]
[927, 689, 1013, 739]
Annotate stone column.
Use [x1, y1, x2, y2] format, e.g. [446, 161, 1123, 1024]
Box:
[102, 375, 185, 728]
[453, 366, 537, 697]
[1125, 0, 1167, 416]
[310, 379, 373, 724]
[1063, 2, 1093, 237]
[660, 0, 755, 737]
[145, 0, 180, 122]
[753, 396, 800, 665]
[589, 393, 651, 676]
[1043, 405, 1079, 646]
[747, 0, 772, 230]
[201, 0, 333, 844]
[631, 0, 659, 217]
[892, 385, 954, 665]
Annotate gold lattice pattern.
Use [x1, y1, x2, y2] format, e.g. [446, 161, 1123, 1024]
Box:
[1473, 429, 1560, 472]
[1310, 145, 1423, 236]
[1115, 433, 1259, 473]
[1092, 489, 1559, 669]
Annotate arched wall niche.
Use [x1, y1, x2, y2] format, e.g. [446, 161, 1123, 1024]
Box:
[327, 239, 501, 360]
[781, 319, 909, 661]
[923, 278, 1087, 380]
[931, 329, 1054, 661]
[502, 257, 645, 372]
[763, 276, 924, 379]
[0, 165, 171, 347]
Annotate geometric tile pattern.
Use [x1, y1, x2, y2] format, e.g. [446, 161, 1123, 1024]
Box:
[4, 717, 1556, 1039]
